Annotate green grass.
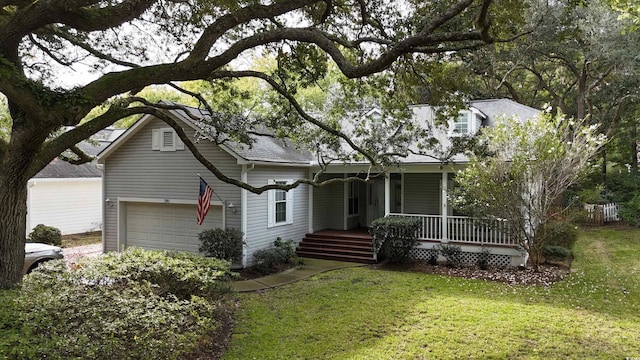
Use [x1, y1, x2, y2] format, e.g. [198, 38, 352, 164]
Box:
[60, 231, 101, 248]
[223, 228, 640, 359]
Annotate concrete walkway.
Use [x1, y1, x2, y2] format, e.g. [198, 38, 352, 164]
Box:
[233, 258, 367, 292]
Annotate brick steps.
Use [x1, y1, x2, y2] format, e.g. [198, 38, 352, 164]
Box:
[296, 231, 375, 264]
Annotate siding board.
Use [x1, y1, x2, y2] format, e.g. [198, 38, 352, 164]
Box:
[245, 166, 310, 265]
[103, 117, 242, 251]
[403, 173, 441, 215]
[27, 178, 102, 235]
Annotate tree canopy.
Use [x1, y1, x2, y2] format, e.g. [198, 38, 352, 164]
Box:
[453, 113, 606, 269]
[0, 0, 528, 287]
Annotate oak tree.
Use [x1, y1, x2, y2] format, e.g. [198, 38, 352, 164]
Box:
[0, 0, 519, 287]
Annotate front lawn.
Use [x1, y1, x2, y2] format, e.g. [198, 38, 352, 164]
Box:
[224, 228, 640, 359]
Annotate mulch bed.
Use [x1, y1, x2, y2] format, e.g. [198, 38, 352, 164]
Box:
[373, 260, 571, 287]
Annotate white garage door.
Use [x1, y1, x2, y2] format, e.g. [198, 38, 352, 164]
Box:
[125, 202, 223, 253]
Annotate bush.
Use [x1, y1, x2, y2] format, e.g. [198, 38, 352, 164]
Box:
[8, 248, 234, 360]
[199, 228, 244, 262]
[435, 243, 463, 267]
[28, 224, 62, 246]
[370, 216, 420, 264]
[477, 246, 491, 270]
[539, 221, 579, 250]
[543, 245, 572, 262]
[605, 172, 640, 203]
[72, 247, 235, 299]
[251, 238, 303, 275]
[619, 193, 640, 227]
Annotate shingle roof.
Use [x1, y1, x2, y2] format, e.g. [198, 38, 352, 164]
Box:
[164, 102, 314, 164]
[34, 127, 123, 179]
[470, 99, 540, 127]
[98, 99, 540, 168]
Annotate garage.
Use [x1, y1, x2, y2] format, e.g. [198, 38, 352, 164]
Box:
[124, 202, 223, 253]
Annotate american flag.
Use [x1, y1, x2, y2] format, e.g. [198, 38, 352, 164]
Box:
[197, 177, 214, 225]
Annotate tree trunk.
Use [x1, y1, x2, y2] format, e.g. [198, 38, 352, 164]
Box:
[0, 174, 28, 289]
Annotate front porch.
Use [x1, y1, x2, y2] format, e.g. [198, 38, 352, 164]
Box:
[304, 168, 525, 266]
[296, 215, 523, 266]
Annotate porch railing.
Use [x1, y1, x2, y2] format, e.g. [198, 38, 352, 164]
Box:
[389, 213, 515, 246]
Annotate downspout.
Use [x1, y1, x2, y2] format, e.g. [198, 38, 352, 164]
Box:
[97, 162, 107, 254]
[240, 163, 254, 268]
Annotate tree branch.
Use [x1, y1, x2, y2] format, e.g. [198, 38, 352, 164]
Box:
[58, 145, 93, 165]
[209, 69, 378, 166]
[119, 103, 373, 194]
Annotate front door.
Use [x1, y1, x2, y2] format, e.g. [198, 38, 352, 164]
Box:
[366, 180, 385, 224]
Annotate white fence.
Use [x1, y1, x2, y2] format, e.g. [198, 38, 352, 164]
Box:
[389, 213, 515, 245]
[584, 203, 620, 224]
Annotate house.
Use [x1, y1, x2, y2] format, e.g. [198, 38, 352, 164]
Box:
[97, 99, 539, 267]
[27, 128, 124, 235]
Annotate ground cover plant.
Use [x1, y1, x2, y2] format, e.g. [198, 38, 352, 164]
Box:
[0, 248, 235, 360]
[224, 227, 640, 359]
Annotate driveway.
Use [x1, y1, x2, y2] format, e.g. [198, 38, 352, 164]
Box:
[63, 243, 102, 266]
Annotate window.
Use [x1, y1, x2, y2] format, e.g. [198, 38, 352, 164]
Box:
[453, 111, 470, 134]
[152, 128, 185, 151]
[348, 181, 359, 216]
[275, 182, 287, 223]
[268, 179, 293, 227]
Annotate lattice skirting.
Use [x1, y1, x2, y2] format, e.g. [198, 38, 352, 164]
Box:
[410, 247, 513, 267]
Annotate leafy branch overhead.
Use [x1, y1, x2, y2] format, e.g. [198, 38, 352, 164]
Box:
[0, 0, 517, 180]
[0, 0, 530, 287]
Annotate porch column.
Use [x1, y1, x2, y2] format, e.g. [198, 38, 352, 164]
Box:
[308, 169, 314, 234]
[441, 171, 448, 242]
[384, 174, 391, 216]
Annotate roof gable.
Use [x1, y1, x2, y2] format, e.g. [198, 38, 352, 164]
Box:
[97, 103, 314, 166]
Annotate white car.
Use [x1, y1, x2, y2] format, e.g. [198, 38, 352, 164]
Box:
[23, 243, 64, 274]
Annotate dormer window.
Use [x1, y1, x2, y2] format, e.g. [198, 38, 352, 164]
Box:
[364, 108, 383, 123]
[451, 109, 485, 135]
[454, 111, 471, 134]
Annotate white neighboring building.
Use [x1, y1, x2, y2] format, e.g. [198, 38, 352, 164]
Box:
[26, 128, 125, 235]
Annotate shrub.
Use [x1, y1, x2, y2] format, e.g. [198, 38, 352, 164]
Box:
[427, 251, 438, 266]
[539, 221, 579, 250]
[72, 247, 235, 299]
[28, 224, 62, 246]
[8, 249, 233, 360]
[251, 238, 303, 275]
[477, 246, 491, 270]
[370, 216, 420, 264]
[199, 228, 244, 262]
[435, 243, 463, 267]
[543, 245, 572, 262]
[618, 193, 640, 227]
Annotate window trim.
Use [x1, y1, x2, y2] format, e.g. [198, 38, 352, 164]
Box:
[267, 179, 294, 228]
[451, 111, 471, 135]
[347, 181, 360, 217]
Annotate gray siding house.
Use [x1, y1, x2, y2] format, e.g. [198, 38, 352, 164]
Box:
[97, 99, 539, 267]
